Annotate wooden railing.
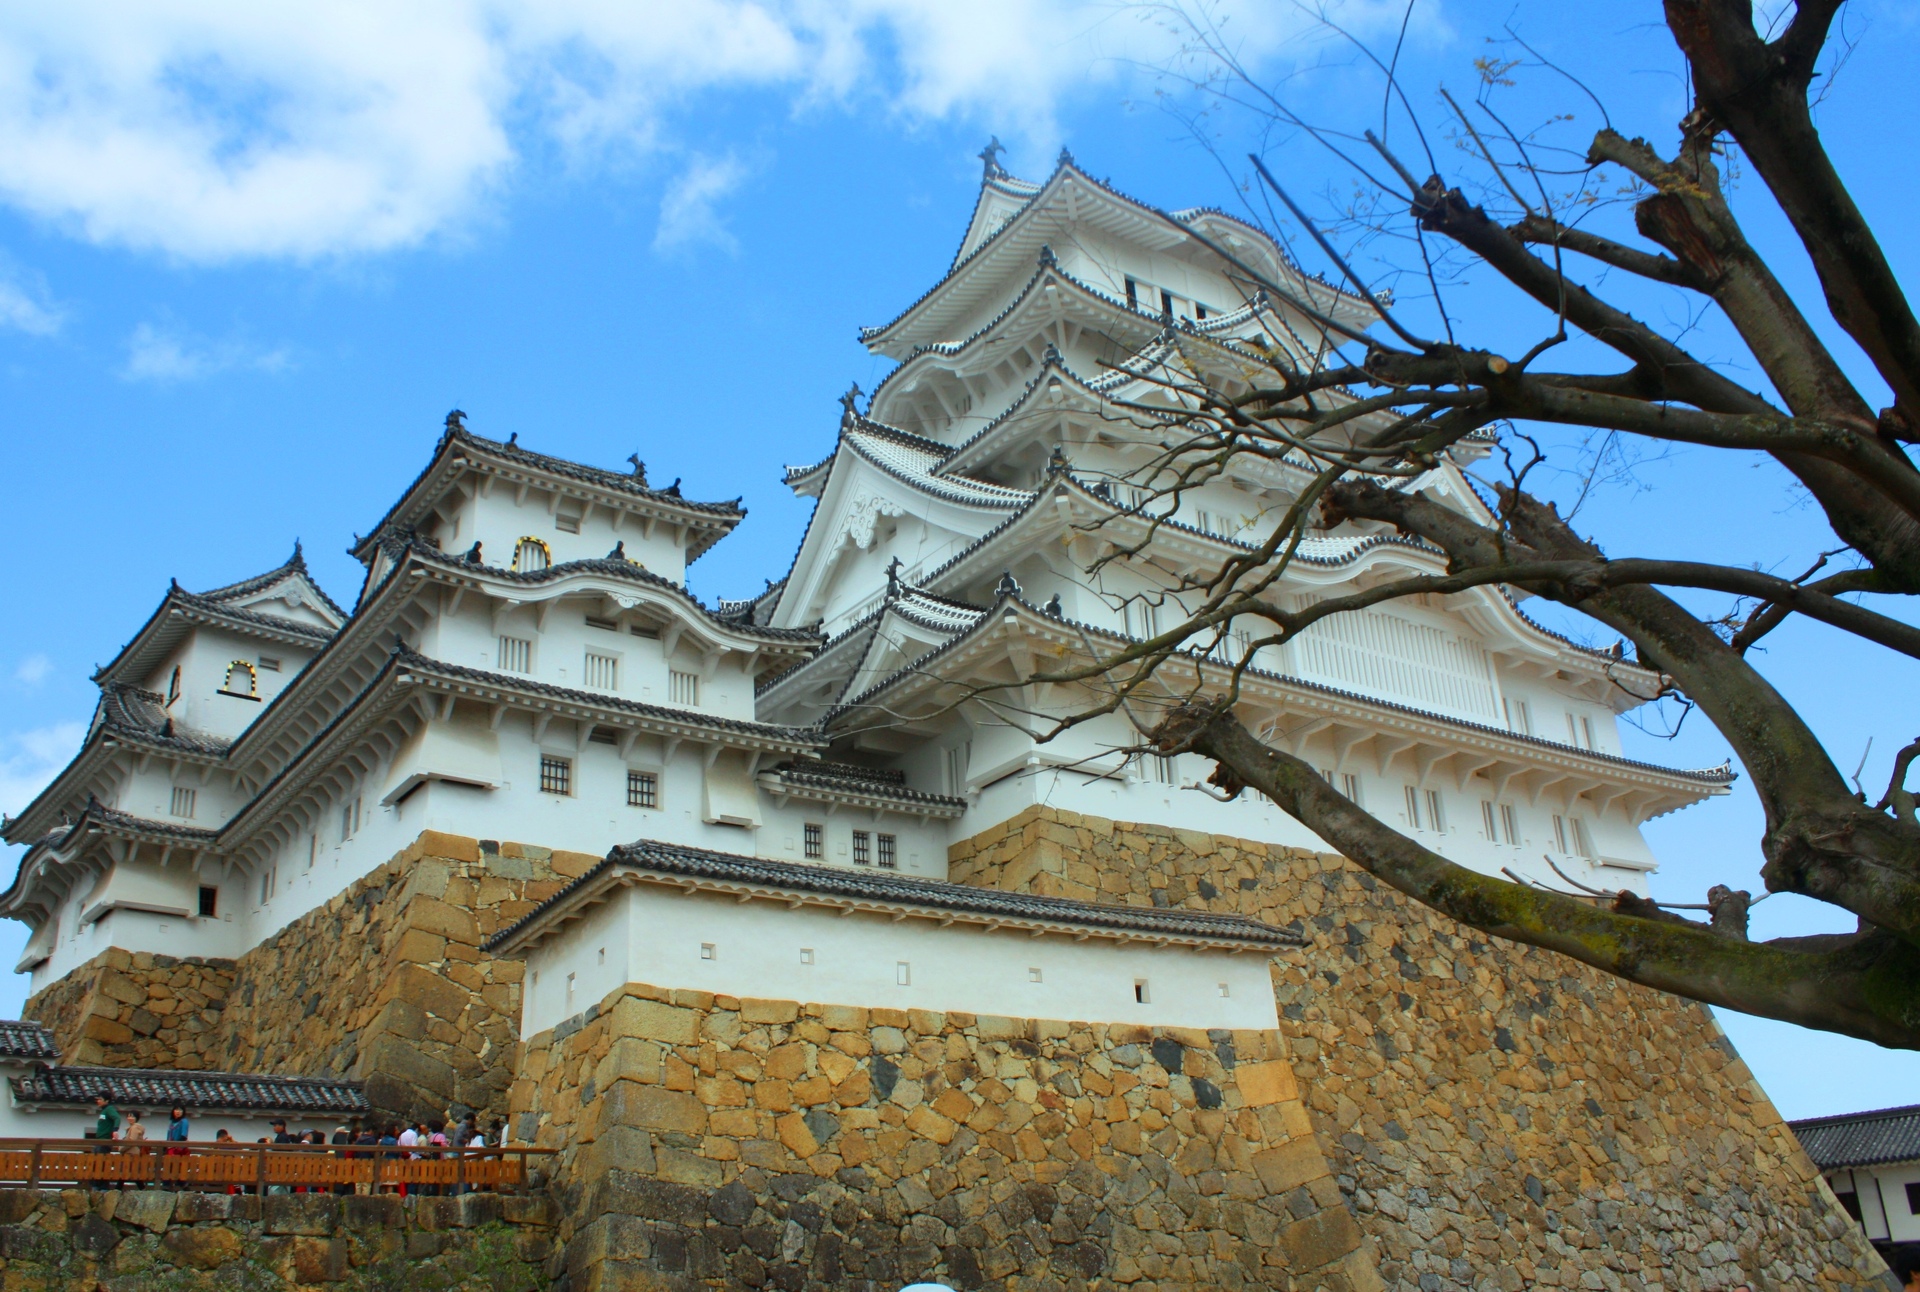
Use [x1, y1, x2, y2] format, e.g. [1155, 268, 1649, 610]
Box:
[0, 1140, 554, 1192]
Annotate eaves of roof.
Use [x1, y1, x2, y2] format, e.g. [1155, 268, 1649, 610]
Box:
[484, 836, 1305, 956]
[91, 584, 337, 688]
[841, 429, 1029, 511]
[0, 1021, 58, 1061]
[757, 764, 967, 818]
[826, 594, 1735, 793]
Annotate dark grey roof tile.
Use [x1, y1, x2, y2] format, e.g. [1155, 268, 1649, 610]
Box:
[12, 1065, 368, 1117]
[1790, 1104, 1920, 1170]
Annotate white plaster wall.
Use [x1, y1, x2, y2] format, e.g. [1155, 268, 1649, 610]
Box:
[1851, 1162, 1920, 1242]
[453, 485, 689, 582]
[521, 883, 1282, 1038]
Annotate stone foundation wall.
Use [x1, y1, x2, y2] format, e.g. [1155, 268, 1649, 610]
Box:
[951, 806, 1890, 1291]
[508, 981, 1381, 1292]
[0, 1185, 551, 1291]
[28, 831, 593, 1122]
[23, 949, 236, 1068]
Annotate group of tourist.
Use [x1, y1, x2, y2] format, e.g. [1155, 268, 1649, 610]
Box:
[84, 1090, 512, 1194]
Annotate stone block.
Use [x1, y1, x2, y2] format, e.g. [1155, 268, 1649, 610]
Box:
[81, 1015, 132, 1045]
[1253, 1137, 1327, 1195]
[161, 1225, 243, 1270]
[590, 1169, 708, 1225]
[292, 1235, 350, 1283]
[1236, 1059, 1300, 1108]
[0, 1191, 39, 1225]
[263, 1193, 339, 1236]
[389, 962, 474, 1022]
[414, 830, 481, 863]
[657, 1147, 724, 1188]
[501, 1193, 554, 1226]
[610, 997, 700, 1046]
[0, 1224, 65, 1264]
[740, 998, 798, 1025]
[113, 1189, 175, 1232]
[1278, 1206, 1364, 1272]
[342, 1195, 406, 1230]
[406, 895, 482, 945]
[603, 1083, 708, 1137]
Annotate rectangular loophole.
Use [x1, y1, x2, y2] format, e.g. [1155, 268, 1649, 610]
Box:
[896, 961, 911, 987]
[1027, 967, 1042, 984]
[700, 943, 716, 961]
[800, 948, 815, 966]
[1133, 979, 1150, 1004]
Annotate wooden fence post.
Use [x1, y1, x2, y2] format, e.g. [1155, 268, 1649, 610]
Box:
[27, 1142, 41, 1190]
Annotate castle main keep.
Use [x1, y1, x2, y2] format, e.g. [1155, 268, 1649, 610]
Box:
[3, 150, 1887, 1290]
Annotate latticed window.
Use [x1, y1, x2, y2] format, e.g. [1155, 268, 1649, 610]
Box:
[169, 787, 196, 819]
[669, 670, 699, 706]
[584, 651, 619, 691]
[540, 755, 572, 796]
[803, 823, 823, 859]
[513, 537, 551, 573]
[877, 834, 897, 869]
[627, 770, 658, 809]
[852, 831, 870, 865]
[498, 636, 532, 673]
[221, 660, 257, 697]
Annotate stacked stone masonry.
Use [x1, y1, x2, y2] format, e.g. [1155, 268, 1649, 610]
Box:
[26, 832, 597, 1120]
[951, 807, 1890, 1291]
[511, 983, 1380, 1292]
[0, 1185, 551, 1291]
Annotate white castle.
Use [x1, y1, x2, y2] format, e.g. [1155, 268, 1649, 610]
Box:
[1, 150, 1731, 1029]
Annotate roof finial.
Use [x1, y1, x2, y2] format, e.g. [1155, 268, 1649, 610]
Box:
[664, 478, 682, 497]
[1043, 593, 1063, 618]
[995, 570, 1021, 599]
[445, 409, 466, 433]
[1047, 444, 1070, 476]
[462, 541, 483, 565]
[1037, 244, 1056, 268]
[1056, 145, 1075, 170]
[886, 556, 903, 598]
[1041, 342, 1062, 367]
[506, 431, 518, 447]
[608, 541, 628, 562]
[978, 137, 1007, 180]
[627, 454, 649, 486]
[838, 381, 863, 425]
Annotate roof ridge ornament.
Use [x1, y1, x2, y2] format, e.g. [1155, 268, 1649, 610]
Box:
[1056, 145, 1075, 170]
[1044, 593, 1063, 618]
[885, 556, 903, 599]
[445, 409, 466, 433]
[978, 136, 1007, 180]
[838, 381, 864, 426]
[995, 570, 1021, 599]
[1046, 444, 1070, 476]
[627, 454, 649, 486]
[1037, 244, 1056, 268]
[1041, 342, 1063, 367]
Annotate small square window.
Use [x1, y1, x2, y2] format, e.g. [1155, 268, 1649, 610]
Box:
[877, 833, 896, 869]
[540, 755, 572, 796]
[257, 656, 281, 672]
[852, 831, 871, 865]
[197, 886, 218, 918]
[584, 651, 619, 691]
[700, 943, 716, 960]
[557, 513, 582, 534]
[1133, 979, 1150, 1004]
[803, 823, 823, 860]
[1217, 982, 1231, 998]
[800, 948, 815, 966]
[627, 770, 658, 809]
[669, 670, 699, 706]
[1027, 967, 1042, 983]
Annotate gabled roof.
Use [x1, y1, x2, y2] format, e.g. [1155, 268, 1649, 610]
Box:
[12, 1065, 369, 1117]
[349, 425, 747, 567]
[92, 547, 344, 687]
[862, 153, 1369, 359]
[1790, 1104, 1920, 1170]
[484, 835, 1305, 956]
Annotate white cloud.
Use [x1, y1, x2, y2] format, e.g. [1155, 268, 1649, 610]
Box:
[0, 723, 83, 821]
[0, 264, 61, 335]
[0, 1, 1416, 263]
[122, 321, 291, 382]
[654, 154, 749, 253]
[11, 656, 50, 687]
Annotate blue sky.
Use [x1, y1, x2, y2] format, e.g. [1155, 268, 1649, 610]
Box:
[0, 0, 1914, 1118]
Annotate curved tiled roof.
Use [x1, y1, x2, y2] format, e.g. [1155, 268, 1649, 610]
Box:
[195, 542, 350, 623]
[1790, 1104, 1920, 1170]
[401, 540, 822, 646]
[843, 424, 1030, 509]
[485, 836, 1304, 953]
[759, 760, 966, 813]
[96, 683, 230, 758]
[0, 1021, 58, 1062]
[12, 1065, 369, 1117]
[827, 595, 1737, 790]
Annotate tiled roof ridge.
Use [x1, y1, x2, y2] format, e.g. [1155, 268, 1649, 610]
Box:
[12, 1064, 369, 1113]
[828, 594, 1738, 788]
[169, 588, 337, 642]
[1788, 1103, 1920, 1129]
[762, 761, 966, 811]
[399, 539, 822, 645]
[840, 429, 1031, 511]
[485, 835, 1304, 953]
[193, 542, 351, 622]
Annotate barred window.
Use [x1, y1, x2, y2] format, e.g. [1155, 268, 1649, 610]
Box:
[513, 537, 551, 573]
[669, 670, 699, 706]
[169, 787, 196, 819]
[540, 755, 572, 796]
[627, 770, 658, 809]
[877, 834, 897, 870]
[1500, 804, 1520, 846]
[498, 636, 532, 673]
[803, 823, 823, 859]
[1341, 773, 1363, 805]
[584, 651, 619, 691]
[852, 831, 871, 865]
